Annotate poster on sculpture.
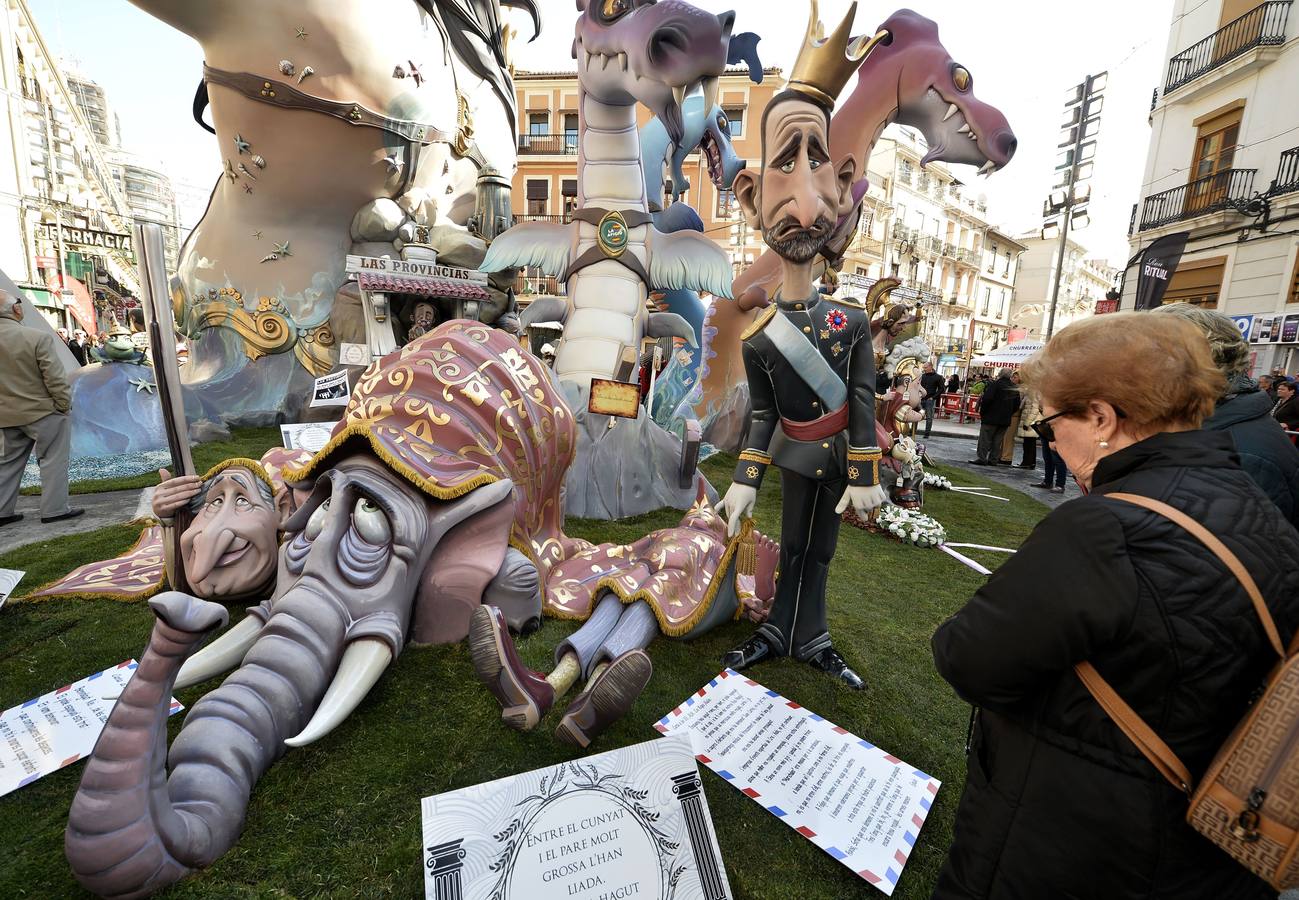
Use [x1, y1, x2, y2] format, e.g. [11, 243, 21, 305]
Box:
[280, 422, 336, 454]
[657, 671, 941, 896]
[309, 370, 351, 407]
[0, 660, 183, 797]
[420, 733, 732, 900]
[0, 568, 22, 609]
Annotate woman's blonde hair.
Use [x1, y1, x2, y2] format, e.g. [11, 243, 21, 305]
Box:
[1020, 312, 1220, 431]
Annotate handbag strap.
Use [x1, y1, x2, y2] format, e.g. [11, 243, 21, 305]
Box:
[1108, 492, 1285, 658]
[1075, 661, 1194, 794]
[1073, 492, 1287, 795]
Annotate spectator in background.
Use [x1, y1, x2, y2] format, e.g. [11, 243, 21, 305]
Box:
[931, 312, 1299, 900]
[68, 330, 89, 366]
[970, 368, 1019, 465]
[1015, 386, 1039, 470]
[0, 291, 83, 526]
[1259, 374, 1277, 403]
[1273, 378, 1299, 432]
[919, 362, 945, 440]
[946, 372, 961, 395]
[1153, 303, 1299, 525]
[999, 371, 1025, 466]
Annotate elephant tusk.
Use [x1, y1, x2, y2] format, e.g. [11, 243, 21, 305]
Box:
[173, 615, 264, 690]
[284, 637, 393, 748]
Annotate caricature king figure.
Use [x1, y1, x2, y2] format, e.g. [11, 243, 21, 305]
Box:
[716, 0, 889, 689]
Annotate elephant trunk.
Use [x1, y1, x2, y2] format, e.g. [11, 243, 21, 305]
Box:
[66, 584, 350, 898]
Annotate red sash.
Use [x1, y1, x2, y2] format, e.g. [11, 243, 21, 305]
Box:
[780, 404, 848, 441]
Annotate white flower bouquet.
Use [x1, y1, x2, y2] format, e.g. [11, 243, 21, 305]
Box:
[874, 504, 947, 547]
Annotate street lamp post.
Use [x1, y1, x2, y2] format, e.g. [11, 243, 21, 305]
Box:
[1042, 72, 1105, 340]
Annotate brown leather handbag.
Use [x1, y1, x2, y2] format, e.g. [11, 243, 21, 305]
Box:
[1076, 492, 1299, 890]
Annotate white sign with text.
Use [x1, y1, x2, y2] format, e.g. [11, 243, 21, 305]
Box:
[0, 660, 183, 797]
[0, 568, 23, 609]
[656, 670, 941, 896]
[420, 733, 731, 900]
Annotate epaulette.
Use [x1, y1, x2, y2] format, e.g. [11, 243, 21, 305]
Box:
[740, 305, 778, 342]
[826, 295, 867, 309]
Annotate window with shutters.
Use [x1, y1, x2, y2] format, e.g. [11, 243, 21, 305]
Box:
[1161, 256, 1226, 308]
[722, 108, 743, 138]
[563, 114, 579, 153]
[526, 179, 548, 216]
[1188, 102, 1244, 213]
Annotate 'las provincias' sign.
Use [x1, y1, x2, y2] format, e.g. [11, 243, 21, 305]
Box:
[345, 254, 488, 285]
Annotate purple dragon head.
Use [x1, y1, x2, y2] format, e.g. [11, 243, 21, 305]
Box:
[573, 0, 735, 143]
[879, 9, 1017, 173]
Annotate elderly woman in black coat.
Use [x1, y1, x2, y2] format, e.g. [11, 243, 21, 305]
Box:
[931, 312, 1299, 900]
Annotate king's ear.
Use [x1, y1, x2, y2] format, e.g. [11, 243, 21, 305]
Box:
[833, 155, 859, 217]
[732, 168, 761, 229]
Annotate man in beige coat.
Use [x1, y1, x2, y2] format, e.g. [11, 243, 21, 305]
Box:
[0, 290, 82, 525]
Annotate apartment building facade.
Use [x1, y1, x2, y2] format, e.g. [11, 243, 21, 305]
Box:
[0, 0, 140, 333]
[1122, 0, 1299, 371]
[1012, 235, 1118, 338]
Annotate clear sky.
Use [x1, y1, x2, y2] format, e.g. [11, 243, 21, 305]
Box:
[30, 0, 1178, 266]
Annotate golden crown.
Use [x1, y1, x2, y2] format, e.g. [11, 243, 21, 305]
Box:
[786, 0, 888, 109]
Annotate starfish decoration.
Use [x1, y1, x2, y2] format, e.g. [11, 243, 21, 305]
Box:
[129, 377, 156, 394]
[382, 153, 404, 176]
[407, 61, 424, 87]
[273, 241, 292, 258]
[252, 231, 262, 240]
[233, 134, 250, 155]
[223, 159, 237, 182]
[295, 26, 308, 39]
[243, 183, 254, 194]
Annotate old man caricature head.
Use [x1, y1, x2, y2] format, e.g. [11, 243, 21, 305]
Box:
[730, 0, 885, 266]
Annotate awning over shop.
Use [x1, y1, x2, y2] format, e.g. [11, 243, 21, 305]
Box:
[357, 272, 490, 301]
[21, 286, 61, 309]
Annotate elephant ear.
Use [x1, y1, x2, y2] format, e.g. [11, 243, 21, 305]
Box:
[409, 489, 516, 646]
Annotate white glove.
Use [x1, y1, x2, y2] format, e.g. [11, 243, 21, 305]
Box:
[835, 484, 888, 518]
[715, 483, 758, 538]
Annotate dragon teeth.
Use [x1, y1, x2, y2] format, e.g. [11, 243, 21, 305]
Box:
[943, 103, 959, 122]
[957, 123, 970, 135]
[617, 52, 628, 71]
[672, 84, 687, 108]
[979, 160, 998, 175]
[702, 75, 719, 113]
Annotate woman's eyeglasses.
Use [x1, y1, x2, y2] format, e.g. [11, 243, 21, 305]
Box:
[1029, 410, 1070, 443]
[1030, 405, 1126, 443]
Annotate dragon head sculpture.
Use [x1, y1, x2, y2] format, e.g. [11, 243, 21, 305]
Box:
[573, 0, 735, 142]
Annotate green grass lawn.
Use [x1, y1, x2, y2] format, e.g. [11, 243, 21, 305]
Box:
[0, 453, 1049, 899]
[20, 427, 283, 496]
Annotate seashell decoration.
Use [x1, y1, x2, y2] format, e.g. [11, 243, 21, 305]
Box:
[297, 66, 314, 84]
[279, 59, 295, 76]
[251, 155, 267, 169]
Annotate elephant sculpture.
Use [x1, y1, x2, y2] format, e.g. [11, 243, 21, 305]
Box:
[64, 321, 579, 898]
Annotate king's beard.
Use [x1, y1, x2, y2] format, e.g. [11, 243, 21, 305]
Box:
[763, 214, 834, 264]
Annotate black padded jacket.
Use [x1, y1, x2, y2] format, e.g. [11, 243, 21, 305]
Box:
[931, 430, 1299, 900]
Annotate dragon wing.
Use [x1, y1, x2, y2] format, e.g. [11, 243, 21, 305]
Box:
[647, 228, 733, 300]
[480, 222, 572, 278]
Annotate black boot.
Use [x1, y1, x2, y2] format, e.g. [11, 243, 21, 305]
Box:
[807, 647, 865, 690]
[722, 633, 776, 672]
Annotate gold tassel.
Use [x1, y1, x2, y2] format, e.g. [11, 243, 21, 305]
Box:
[737, 518, 756, 578]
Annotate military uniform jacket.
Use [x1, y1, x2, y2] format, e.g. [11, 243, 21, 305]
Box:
[733, 293, 881, 489]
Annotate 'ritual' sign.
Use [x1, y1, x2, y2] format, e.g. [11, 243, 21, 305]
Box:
[420, 733, 731, 900]
[657, 670, 941, 895]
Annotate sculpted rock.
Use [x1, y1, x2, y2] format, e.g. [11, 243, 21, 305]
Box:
[426, 224, 488, 269]
[350, 199, 406, 243]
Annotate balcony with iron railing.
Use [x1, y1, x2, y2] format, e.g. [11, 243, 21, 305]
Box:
[1272, 146, 1299, 195]
[1138, 168, 1256, 231]
[515, 213, 572, 224]
[517, 132, 579, 155]
[1164, 1, 1291, 94]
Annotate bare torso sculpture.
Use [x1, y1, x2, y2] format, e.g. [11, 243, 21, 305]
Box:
[128, 0, 536, 418]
